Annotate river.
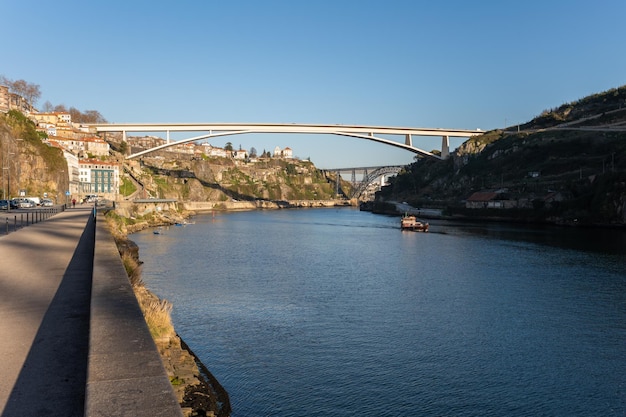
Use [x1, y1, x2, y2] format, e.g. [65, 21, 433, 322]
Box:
[132, 208, 626, 417]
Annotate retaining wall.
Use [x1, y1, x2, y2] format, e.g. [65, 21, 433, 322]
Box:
[85, 214, 183, 416]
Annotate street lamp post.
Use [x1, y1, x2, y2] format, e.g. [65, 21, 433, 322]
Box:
[59, 170, 65, 208]
[5, 152, 14, 212]
[2, 167, 7, 204]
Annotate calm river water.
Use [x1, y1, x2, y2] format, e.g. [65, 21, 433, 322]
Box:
[132, 208, 626, 417]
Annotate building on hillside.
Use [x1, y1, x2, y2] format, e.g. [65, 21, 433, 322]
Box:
[201, 143, 228, 158]
[465, 190, 517, 209]
[33, 112, 103, 141]
[0, 86, 34, 114]
[273, 146, 294, 158]
[78, 159, 120, 198]
[31, 112, 72, 126]
[63, 150, 81, 197]
[0, 85, 9, 113]
[175, 142, 196, 155]
[234, 149, 248, 160]
[41, 123, 57, 137]
[49, 136, 87, 155]
[127, 136, 166, 153]
[82, 136, 110, 156]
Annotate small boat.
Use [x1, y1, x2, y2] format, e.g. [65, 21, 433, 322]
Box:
[153, 228, 163, 234]
[400, 214, 429, 232]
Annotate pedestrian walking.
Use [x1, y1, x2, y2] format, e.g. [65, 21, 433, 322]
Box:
[72, 198, 76, 208]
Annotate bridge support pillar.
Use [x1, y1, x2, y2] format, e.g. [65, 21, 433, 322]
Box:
[405, 134, 413, 147]
[441, 135, 450, 159]
[335, 171, 340, 196]
[122, 130, 127, 142]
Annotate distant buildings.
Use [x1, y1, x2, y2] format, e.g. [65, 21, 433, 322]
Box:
[128, 136, 295, 162]
[2, 85, 296, 201]
[1, 88, 119, 200]
[30, 111, 118, 200]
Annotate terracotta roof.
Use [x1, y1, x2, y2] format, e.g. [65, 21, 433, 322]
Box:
[466, 191, 498, 202]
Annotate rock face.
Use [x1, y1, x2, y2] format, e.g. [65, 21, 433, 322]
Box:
[126, 155, 343, 202]
[0, 122, 68, 201]
[155, 335, 224, 417]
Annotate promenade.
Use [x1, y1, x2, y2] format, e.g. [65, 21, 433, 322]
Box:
[0, 207, 182, 416]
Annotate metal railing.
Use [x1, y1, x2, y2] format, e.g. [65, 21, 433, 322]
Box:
[2, 206, 65, 235]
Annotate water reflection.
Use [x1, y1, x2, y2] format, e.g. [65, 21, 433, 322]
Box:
[431, 219, 626, 255]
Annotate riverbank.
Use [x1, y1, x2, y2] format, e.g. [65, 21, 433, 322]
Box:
[103, 211, 230, 417]
[360, 200, 626, 229]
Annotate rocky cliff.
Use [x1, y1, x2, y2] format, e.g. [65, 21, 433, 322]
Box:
[0, 111, 68, 201]
[123, 153, 347, 202]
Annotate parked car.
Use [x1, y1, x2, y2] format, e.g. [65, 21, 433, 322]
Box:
[41, 198, 54, 207]
[24, 196, 41, 206]
[0, 199, 19, 210]
[11, 198, 35, 208]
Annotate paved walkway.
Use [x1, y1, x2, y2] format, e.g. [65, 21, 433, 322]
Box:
[0, 207, 183, 417]
[0, 207, 94, 416]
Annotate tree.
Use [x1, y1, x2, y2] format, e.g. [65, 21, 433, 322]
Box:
[0, 76, 41, 107]
[83, 110, 107, 123]
[249, 147, 257, 158]
[224, 142, 233, 151]
[42, 101, 54, 112]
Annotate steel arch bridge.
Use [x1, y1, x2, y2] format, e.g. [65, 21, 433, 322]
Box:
[325, 165, 404, 199]
[350, 166, 403, 199]
[87, 122, 482, 160]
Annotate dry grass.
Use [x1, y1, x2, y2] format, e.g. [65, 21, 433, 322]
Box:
[136, 287, 176, 339]
[106, 212, 176, 340]
[121, 251, 144, 288]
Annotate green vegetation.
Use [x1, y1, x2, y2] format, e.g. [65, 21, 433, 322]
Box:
[1, 110, 66, 172]
[120, 177, 137, 196]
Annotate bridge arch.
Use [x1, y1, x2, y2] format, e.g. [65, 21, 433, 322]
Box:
[87, 123, 482, 160]
[349, 166, 403, 199]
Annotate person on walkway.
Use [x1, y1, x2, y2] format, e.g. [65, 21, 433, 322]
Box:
[72, 198, 76, 208]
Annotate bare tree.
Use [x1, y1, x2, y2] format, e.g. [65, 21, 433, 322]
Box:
[42, 101, 54, 112]
[1, 77, 41, 107]
[84, 110, 107, 123]
[67, 107, 107, 123]
[24, 82, 41, 106]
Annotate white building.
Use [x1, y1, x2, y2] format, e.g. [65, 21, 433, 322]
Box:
[201, 143, 228, 158]
[78, 159, 120, 199]
[63, 150, 80, 197]
[273, 145, 293, 158]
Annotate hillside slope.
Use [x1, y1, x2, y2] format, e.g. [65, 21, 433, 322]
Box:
[117, 152, 351, 203]
[0, 111, 68, 201]
[377, 86, 626, 226]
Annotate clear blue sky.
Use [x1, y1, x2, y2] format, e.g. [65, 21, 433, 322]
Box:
[3, 0, 625, 168]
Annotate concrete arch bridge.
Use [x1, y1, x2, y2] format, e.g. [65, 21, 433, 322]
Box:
[87, 123, 482, 160]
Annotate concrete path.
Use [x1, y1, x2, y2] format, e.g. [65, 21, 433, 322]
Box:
[0, 207, 94, 416]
